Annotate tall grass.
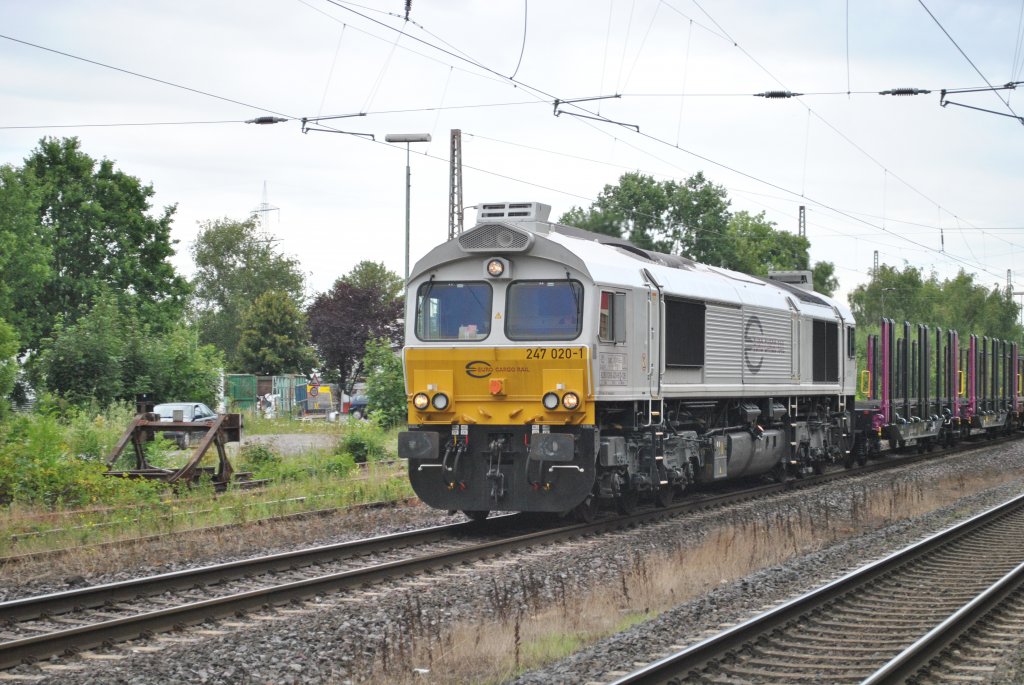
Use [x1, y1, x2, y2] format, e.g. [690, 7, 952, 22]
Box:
[0, 408, 410, 556]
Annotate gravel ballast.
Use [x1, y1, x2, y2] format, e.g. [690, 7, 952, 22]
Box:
[8, 440, 1024, 684]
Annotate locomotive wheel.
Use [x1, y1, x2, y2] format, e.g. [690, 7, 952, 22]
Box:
[615, 488, 639, 515]
[772, 461, 792, 482]
[573, 495, 599, 523]
[462, 510, 489, 522]
[654, 484, 674, 508]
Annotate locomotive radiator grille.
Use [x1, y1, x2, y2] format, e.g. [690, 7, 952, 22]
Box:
[459, 223, 533, 252]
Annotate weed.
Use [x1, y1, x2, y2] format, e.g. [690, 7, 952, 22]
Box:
[339, 419, 390, 463]
[239, 443, 281, 470]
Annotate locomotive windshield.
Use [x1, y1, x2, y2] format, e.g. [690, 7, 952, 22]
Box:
[506, 280, 583, 341]
[415, 281, 492, 341]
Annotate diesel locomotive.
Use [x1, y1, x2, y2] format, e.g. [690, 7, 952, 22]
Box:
[397, 201, 1021, 521]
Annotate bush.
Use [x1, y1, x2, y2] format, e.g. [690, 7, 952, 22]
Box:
[0, 411, 165, 507]
[322, 452, 357, 477]
[239, 443, 281, 469]
[65, 402, 137, 460]
[339, 419, 389, 463]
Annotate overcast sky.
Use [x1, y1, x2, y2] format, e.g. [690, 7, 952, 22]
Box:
[3, 0, 1023, 306]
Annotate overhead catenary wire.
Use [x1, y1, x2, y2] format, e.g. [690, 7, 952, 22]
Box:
[918, 0, 1024, 125]
[462, 130, 1021, 281]
[0, 33, 292, 121]
[3, 5, 1018, 292]
[323, 1, 1016, 283]
[1, 17, 1001, 282]
[508, 0, 528, 80]
[1014, 0, 1024, 82]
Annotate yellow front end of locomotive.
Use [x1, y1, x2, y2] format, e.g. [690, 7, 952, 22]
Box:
[404, 346, 593, 426]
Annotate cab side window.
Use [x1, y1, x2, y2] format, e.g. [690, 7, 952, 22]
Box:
[599, 290, 627, 343]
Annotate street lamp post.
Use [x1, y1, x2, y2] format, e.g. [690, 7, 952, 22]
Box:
[385, 133, 432, 284]
[880, 287, 896, 319]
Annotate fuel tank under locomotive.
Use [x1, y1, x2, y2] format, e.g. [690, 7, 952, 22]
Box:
[401, 425, 598, 513]
[596, 426, 790, 499]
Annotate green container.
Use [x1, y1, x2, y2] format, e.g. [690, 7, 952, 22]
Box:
[225, 374, 257, 412]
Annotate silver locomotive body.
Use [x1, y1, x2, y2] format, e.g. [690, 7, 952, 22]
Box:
[400, 202, 856, 519]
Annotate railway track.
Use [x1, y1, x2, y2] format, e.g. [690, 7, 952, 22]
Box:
[0, 473, 816, 669]
[612, 488, 1024, 684]
[1, 435, 1016, 672]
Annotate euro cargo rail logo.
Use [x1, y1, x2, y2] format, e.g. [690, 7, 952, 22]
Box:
[744, 316, 784, 374]
[466, 361, 493, 378]
[465, 361, 529, 378]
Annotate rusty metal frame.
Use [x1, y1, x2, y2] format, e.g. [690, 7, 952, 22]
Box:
[105, 413, 246, 491]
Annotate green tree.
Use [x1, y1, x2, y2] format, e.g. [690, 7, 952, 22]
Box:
[16, 137, 189, 346]
[849, 264, 934, 327]
[36, 295, 126, 405]
[0, 165, 50, 352]
[668, 171, 732, 265]
[362, 337, 406, 427]
[126, 326, 224, 407]
[0, 318, 18, 415]
[307, 261, 404, 391]
[191, 217, 305, 368]
[236, 291, 317, 375]
[848, 264, 1023, 340]
[560, 172, 837, 293]
[812, 261, 839, 298]
[727, 211, 809, 274]
[35, 292, 223, 407]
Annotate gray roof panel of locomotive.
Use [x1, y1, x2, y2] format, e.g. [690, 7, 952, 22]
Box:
[410, 212, 850, 325]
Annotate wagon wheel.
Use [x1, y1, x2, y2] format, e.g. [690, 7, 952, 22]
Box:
[804, 443, 824, 475]
[654, 484, 674, 508]
[462, 510, 489, 522]
[615, 487, 639, 515]
[772, 460, 792, 481]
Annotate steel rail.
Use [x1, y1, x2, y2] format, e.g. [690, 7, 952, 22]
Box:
[0, 517, 501, 622]
[1, 434, 1017, 670]
[862, 559, 1024, 683]
[611, 489, 1024, 685]
[0, 507, 677, 669]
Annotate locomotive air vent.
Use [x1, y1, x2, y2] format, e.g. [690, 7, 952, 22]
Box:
[459, 222, 534, 253]
[477, 202, 551, 223]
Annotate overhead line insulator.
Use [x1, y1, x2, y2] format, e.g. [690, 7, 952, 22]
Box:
[879, 88, 931, 96]
[754, 90, 802, 99]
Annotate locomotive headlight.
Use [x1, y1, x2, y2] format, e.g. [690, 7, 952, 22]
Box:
[431, 392, 450, 410]
[486, 258, 505, 277]
[413, 393, 430, 410]
[561, 392, 580, 410]
[542, 392, 560, 410]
